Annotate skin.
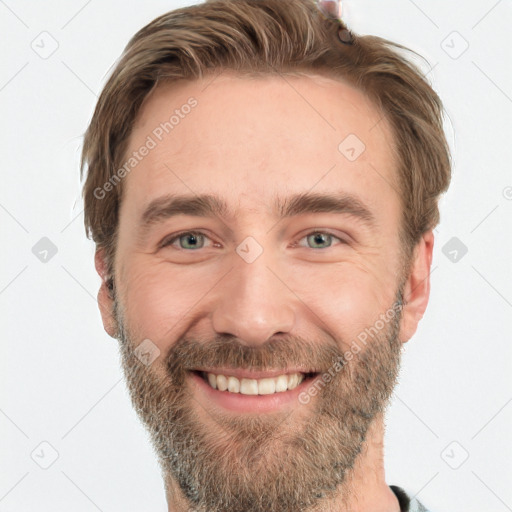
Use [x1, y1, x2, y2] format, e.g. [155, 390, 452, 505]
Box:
[95, 71, 434, 511]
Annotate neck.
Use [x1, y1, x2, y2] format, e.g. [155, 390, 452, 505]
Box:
[314, 412, 401, 512]
[165, 412, 400, 512]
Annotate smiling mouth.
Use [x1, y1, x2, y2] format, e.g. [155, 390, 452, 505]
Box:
[191, 370, 319, 396]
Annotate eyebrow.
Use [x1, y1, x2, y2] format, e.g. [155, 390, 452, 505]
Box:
[139, 191, 377, 230]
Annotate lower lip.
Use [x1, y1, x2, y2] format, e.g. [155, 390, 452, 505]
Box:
[189, 371, 319, 414]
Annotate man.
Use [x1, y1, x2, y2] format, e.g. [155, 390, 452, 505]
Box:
[81, 0, 451, 510]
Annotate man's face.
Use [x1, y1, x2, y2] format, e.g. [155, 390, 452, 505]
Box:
[108, 72, 410, 511]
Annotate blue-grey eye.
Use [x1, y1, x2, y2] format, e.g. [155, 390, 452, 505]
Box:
[178, 232, 204, 249]
[306, 232, 334, 249]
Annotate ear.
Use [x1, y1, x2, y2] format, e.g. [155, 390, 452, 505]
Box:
[94, 248, 118, 338]
[399, 230, 434, 343]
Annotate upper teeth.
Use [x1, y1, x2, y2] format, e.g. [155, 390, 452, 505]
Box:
[206, 372, 305, 395]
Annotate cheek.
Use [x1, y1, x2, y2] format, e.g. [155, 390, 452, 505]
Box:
[119, 258, 218, 341]
[292, 259, 396, 349]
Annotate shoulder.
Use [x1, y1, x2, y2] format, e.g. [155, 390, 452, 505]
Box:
[390, 485, 431, 512]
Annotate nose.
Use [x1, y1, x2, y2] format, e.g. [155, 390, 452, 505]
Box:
[211, 253, 296, 347]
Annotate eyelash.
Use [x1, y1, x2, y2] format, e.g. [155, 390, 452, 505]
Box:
[160, 230, 348, 250]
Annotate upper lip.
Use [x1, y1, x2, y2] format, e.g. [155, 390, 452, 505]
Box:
[192, 368, 318, 380]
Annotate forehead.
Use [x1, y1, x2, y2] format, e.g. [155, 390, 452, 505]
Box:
[121, 71, 400, 226]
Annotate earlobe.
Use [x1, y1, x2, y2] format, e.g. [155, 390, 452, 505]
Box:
[399, 230, 434, 343]
[94, 248, 118, 338]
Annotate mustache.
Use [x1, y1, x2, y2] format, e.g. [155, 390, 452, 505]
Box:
[164, 333, 346, 377]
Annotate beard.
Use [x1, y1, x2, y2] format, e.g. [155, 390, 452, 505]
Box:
[113, 288, 404, 512]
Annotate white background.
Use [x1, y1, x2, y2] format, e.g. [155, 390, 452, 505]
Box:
[1, 0, 511, 510]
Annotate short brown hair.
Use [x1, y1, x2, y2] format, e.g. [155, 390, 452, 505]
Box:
[81, 0, 451, 276]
